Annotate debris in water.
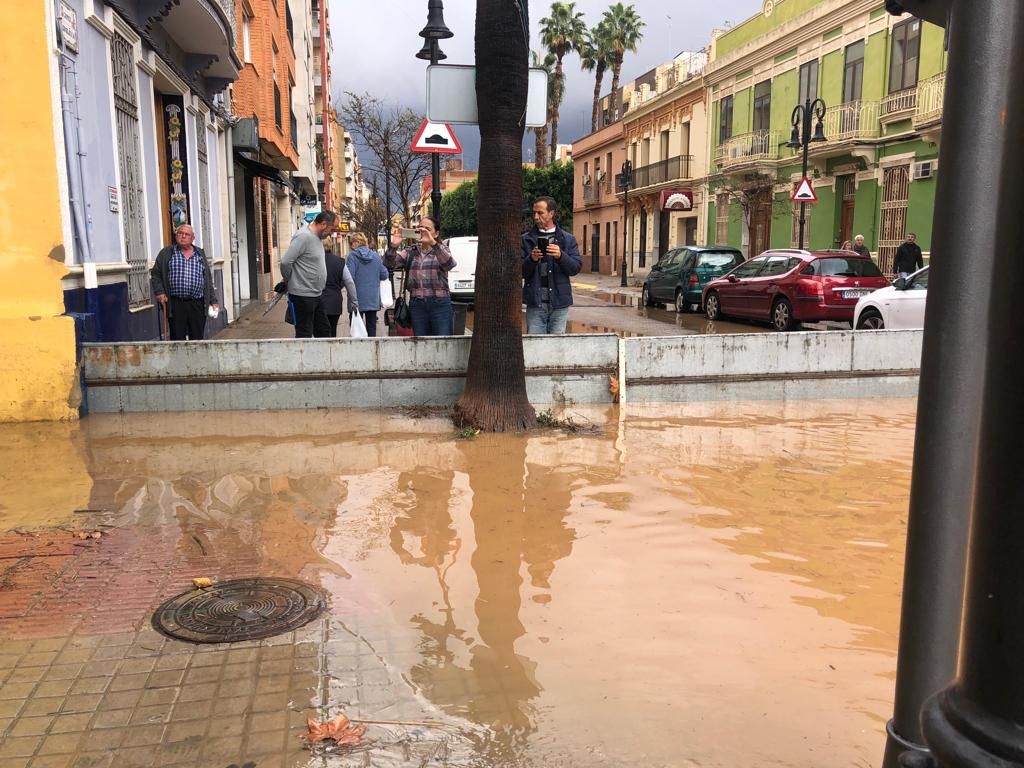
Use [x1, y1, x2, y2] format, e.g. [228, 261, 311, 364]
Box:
[609, 375, 620, 403]
[304, 710, 368, 746]
[192, 577, 213, 589]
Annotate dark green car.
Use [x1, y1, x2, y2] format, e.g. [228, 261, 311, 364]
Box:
[642, 246, 745, 313]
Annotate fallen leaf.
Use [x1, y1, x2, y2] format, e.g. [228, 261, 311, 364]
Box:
[608, 375, 620, 403]
[192, 577, 213, 589]
[304, 711, 367, 746]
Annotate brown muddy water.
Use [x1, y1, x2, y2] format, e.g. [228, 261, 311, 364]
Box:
[0, 400, 915, 767]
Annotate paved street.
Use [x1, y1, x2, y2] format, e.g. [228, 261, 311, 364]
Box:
[0, 401, 914, 767]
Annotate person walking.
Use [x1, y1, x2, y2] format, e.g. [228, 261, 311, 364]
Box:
[347, 232, 389, 337]
[321, 241, 358, 337]
[385, 216, 457, 336]
[852, 234, 872, 259]
[151, 224, 219, 341]
[893, 232, 924, 278]
[280, 211, 338, 338]
[521, 196, 581, 334]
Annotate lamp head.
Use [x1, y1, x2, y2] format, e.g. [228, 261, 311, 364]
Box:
[419, 0, 454, 40]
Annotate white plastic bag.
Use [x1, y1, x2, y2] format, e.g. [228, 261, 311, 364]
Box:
[379, 278, 395, 310]
[350, 313, 368, 338]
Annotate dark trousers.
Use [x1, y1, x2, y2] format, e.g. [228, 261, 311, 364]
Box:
[168, 297, 206, 341]
[289, 294, 331, 338]
[361, 310, 378, 337]
[326, 314, 341, 337]
[410, 297, 453, 336]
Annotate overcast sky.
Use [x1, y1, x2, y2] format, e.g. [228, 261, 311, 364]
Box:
[327, 0, 760, 170]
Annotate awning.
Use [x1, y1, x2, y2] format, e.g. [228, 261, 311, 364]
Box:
[659, 189, 694, 211]
[235, 155, 292, 190]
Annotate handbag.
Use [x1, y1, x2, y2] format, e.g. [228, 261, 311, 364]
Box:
[393, 294, 412, 328]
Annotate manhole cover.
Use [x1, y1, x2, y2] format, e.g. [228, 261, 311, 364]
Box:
[152, 577, 327, 643]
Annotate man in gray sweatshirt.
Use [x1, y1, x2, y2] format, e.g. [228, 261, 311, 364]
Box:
[280, 210, 338, 338]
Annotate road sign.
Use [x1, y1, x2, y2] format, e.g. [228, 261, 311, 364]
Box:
[426, 64, 549, 127]
[411, 119, 463, 154]
[791, 177, 818, 203]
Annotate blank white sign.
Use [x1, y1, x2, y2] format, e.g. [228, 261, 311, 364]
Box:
[426, 65, 549, 127]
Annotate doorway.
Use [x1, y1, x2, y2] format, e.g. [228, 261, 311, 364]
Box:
[639, 206, 648, 268]
[658, 209, 670, 260]
[749, 187, 773, 257]
[591, 225, 600, 272]
[838, 175, 856, 246]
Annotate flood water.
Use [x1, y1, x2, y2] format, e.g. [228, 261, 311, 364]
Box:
[0, 400, 915, 767]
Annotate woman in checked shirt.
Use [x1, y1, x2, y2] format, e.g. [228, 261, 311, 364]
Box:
[385, 216, 457, 336]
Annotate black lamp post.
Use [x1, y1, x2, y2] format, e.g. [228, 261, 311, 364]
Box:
[786, 97, 827, 250]
[620, 160, 632, 287]
[417, 0, 452, 222]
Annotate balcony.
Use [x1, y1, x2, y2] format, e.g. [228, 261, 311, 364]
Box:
[582, 183, 598, 205]
[630, 154, 694, 188]
[881, 88, 918, 121]
[819, 101, 880, 143]
[914, 72, 945, 127]
[715, 131, 781, 170]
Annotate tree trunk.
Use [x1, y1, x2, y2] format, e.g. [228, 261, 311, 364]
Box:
[454, 0, 535, 432]
[610, 56, 623, 119]
[591, 64, 605, 133]
[549, 58, 564, 161]
[534, 124, 548, 166]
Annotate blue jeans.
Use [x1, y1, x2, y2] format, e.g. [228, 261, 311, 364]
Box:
[410, 296, 454, 336]
[526, 303, 569, 334]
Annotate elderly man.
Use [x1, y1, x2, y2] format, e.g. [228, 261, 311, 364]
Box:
[151, 224, 219, 341]
[280, 210, 339, 338]
[852, 234, 871, 259]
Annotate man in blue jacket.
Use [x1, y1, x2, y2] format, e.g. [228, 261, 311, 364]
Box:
[521, 196, 581, 334]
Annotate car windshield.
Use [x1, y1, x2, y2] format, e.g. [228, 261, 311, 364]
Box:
[697, 252, 742, 269]
[813, 257, 884, 277]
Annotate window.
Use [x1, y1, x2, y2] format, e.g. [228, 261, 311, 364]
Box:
[798, 61, 818, 105]
[583, 161, 589, 177]
[716, 193, 730, 244]
[613, 221, 618, 258]
[242, 11, 252, 63]
[753, 80, 772, 131]
[697, 251, 744, 270]
[719, 95, 734, 142]
[660, 130, 670, 162]
[843, 41, 865, 103]
[606, 152, 612, 191]
[583, 225, 588, 254]
[760, 256, 796, 277]
[641, 138, 650, 166]
[274, 83, 282, 130]
[285, 3, 294, 49]
[732, 256, 767, 278]
[908, 268, 929, 290]
[606, 222, 611, 255]
[810, 257, 884, 277]
[889, 19, 921, 93]
[680, 122, 691, 155]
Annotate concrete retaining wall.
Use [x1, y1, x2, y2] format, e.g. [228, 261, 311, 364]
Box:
[81, 330, 922, 414]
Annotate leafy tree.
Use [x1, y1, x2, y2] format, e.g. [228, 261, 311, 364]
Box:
[440, 181, 478, 238]
[540, 2, 587, 162]
[579, 20, 614, 133]
[453, 0, 535, 432]
[602, 3, 645, 122]
[340, 194, 387, 244]
[338, 93, 429, 222]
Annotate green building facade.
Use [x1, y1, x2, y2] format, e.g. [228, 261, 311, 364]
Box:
[704, 0, 946, 274]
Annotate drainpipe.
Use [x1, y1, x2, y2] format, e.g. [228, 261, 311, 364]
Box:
[224, 90, 241, 320]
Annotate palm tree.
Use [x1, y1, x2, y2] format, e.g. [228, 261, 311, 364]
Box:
[602, 2, 645, 123]
[530, 50, 556, 167]
[454, 0, 535, 431]
[540, 2, 587, 163]
[579, 20, 614, 133]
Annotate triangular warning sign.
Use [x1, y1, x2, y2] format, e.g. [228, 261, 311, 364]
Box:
[791, 177, 817, 203]
[411, 119, 462, 154]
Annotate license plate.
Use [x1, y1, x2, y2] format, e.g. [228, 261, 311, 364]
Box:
[842, 289, 870, 298]
[455, 281, 473, 289]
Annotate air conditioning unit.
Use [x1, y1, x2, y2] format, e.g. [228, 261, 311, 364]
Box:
[597, 170, 606, 181]
[912, 160, 936, 180]
[582, 174, 592, 185]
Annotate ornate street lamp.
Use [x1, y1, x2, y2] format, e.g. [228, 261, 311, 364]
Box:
[620, 160, 633, 287]
[418, 0, 452, 221]
[786, 97, 827, 250]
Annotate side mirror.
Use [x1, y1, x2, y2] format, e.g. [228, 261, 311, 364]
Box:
[893, 276, 907, 290]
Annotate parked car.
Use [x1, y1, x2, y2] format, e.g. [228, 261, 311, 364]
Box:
[642, 245, 745, 312]
[444, 236, 479, 303]
[854, 266, 928, 330]
[702, 249, 890, 331]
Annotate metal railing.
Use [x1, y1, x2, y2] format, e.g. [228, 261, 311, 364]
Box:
[822, 100, 881, 142]
[881, 88, 918, 119]
[582, 183, 598, 205]
[715, 131, 781, 169]
[914, 72, 946, 126]
[629, 154, 694, 188]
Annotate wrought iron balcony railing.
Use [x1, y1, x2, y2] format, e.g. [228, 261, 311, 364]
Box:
[714, 131, 781, 169]
[914, 72, 945, 126]
[881, 88, 918, 119]
[821, 100, 881, 142]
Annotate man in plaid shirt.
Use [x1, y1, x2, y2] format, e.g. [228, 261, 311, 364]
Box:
[151, 224, 219, 340]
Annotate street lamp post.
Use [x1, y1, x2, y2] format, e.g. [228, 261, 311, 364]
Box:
[786, 97, 827, 249]
[620, 160, 632, 288]
[417, 0, 452, 221]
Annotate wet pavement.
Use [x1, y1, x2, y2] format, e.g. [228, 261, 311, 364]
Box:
[0, 401, 916, 766]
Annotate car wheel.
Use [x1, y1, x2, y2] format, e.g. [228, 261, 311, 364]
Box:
[771, 297, 795, 331]
[675, 289, 692, 313]
[856, 307, 885, 330]
[642, 284, 654, 307]
[705, 291, 722, 321]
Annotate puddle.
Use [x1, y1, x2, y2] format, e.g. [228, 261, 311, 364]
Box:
[0, 400, 915, 766]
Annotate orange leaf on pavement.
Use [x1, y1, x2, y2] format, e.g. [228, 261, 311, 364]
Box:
[304, 711, 368, 746]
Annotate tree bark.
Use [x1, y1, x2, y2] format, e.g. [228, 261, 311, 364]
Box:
[610, 57, 623, 119]
[534, 124, 548, 167]
[454, 0, 535, 432]
[591, 64, 605, 133]
[549, 58, 564, 160]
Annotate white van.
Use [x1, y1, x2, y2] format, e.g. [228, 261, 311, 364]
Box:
[445, 236, 479, 303]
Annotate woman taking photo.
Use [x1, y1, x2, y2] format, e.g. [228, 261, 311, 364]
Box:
[385, 216, 457, 336]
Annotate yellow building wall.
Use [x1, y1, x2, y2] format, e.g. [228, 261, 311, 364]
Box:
[0, 1, 79, 422]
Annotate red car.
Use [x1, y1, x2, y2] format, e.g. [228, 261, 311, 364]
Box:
[702, 249, 890, 331]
